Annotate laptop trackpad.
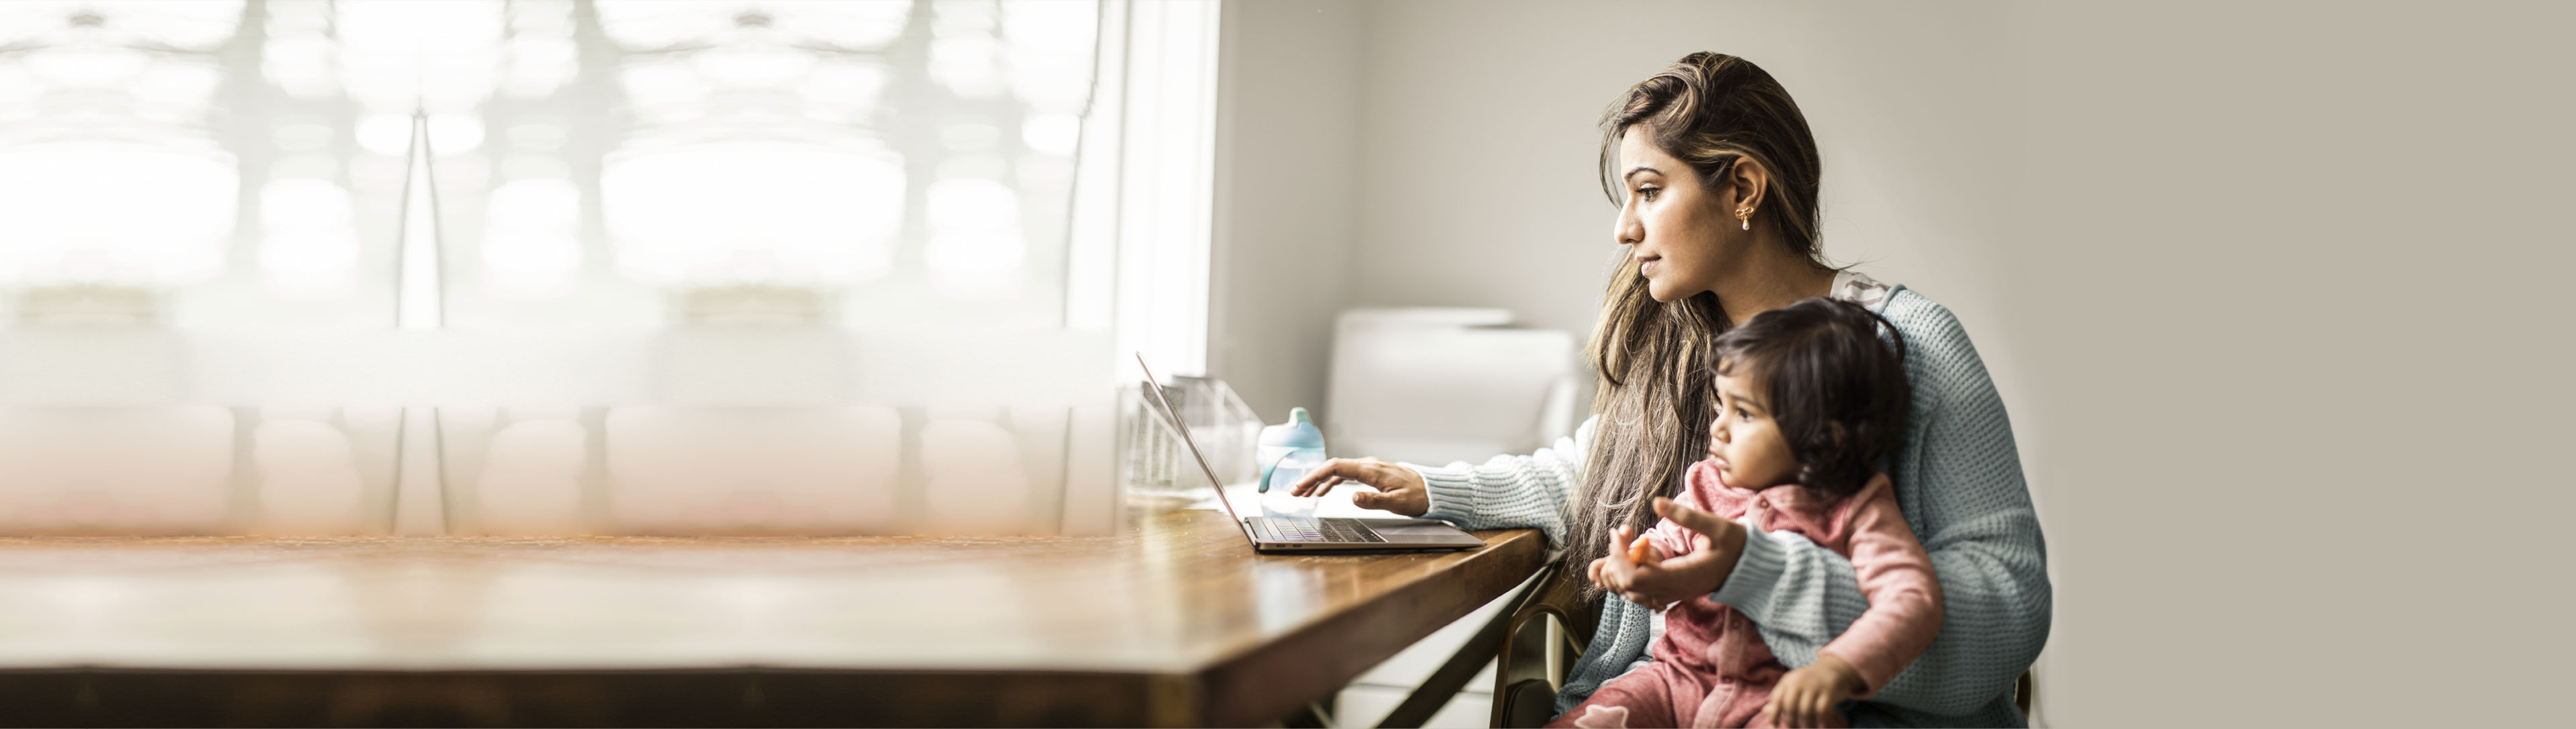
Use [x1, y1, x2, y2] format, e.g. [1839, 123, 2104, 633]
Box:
[1357, 518, 1489, 546]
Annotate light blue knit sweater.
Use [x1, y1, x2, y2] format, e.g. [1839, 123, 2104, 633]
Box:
[1409, 285, 2049, 728]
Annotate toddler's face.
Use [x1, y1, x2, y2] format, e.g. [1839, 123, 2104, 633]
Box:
[1709, 365, 1799, 491]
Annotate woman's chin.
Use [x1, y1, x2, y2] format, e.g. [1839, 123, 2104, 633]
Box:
[1644, 279, 1679, 303]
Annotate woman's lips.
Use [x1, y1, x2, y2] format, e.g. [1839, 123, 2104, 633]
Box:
[1640, 256, 1662, 276]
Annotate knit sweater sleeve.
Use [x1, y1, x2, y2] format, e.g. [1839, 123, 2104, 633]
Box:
[1404, 415, 1594, 548]
[1709, 291, 2051, 718]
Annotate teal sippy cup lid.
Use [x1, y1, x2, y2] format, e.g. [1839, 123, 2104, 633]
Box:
[1260, 407, 1325, 448]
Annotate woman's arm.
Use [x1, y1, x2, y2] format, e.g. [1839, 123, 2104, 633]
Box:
[1284, 416, 1592, 547]
[1407, 415, 1593, 547]
[1710, 295, 2051, 717]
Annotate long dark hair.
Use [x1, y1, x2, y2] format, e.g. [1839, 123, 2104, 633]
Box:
[1568, 53, 1831, 598]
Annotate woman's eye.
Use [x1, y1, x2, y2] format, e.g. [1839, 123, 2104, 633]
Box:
[1635, 187, 1659, 201]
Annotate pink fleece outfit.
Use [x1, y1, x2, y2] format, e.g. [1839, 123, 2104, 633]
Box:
[1550, 458, 1943, 729]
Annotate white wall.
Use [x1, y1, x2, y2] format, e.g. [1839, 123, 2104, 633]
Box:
[1210, 0, 1364, 424]
[1213, 1, 2569, 726]
[1983, 3, 2569, 727]
[1217, 0, 2028, 422]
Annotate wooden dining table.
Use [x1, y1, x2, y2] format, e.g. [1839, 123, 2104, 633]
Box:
[0, 506, 1547, 727]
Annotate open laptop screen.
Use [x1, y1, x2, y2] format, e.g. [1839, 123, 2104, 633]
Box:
[1133, 354, 1259, 541]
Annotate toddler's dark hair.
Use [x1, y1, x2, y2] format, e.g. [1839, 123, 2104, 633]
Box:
[1708, 297, 1911, 500]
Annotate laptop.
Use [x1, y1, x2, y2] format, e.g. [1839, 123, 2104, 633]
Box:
[1135, 354, 1488, 553]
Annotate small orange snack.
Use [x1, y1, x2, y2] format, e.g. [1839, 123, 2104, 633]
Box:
[1627, 535, 1654, 563]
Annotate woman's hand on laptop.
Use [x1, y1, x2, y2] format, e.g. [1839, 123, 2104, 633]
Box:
[1287, 458, 1430, 516]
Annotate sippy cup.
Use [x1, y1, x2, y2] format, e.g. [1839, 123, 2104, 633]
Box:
[1256, 407, 1326, 520]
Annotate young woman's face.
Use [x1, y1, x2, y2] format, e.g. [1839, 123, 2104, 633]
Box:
[1613, 126, 1739, 303]
[1709, 364, 1799, 490]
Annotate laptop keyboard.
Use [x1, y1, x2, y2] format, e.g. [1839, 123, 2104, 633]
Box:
[1256, 516, 1385, 543]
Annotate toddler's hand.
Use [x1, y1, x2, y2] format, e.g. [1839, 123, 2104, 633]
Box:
[1626, 532, 1657, 563]
[1597, 498, 1742, 608]
[1587, 525, 1666, 598]
[1587, 525, 1635, 589]
[1760, 654, 1864, 728]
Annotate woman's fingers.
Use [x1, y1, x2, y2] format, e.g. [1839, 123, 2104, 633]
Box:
[1292, 458, 1375, 496]
[1288, 459, 1430, 515]
[1297, 476, 1342, 499]
[1652, 496, 1728, 536]
[1349, 488, 1391, 510]
[1632, 556, 1678, 598]
[1287, 460, 1350, 496]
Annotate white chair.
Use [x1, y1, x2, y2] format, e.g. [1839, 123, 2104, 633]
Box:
[1318, 308, 1578, 727]
[1324, 308, 1579, 467]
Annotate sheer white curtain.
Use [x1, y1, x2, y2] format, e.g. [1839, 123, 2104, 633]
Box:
[0, 0, 1131, 326]
[0, 0, 1223, 536]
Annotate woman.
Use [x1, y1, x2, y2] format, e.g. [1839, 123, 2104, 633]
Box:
[1291, 53, 2048, 727]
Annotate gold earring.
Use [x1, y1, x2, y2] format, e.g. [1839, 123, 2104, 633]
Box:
[1736, 207, 1753, 230]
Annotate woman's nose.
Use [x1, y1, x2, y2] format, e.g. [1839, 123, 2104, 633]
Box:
[1613, 203, 1642, 246]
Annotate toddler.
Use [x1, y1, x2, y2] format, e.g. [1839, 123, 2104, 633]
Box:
[1556, 297, 1942, 729]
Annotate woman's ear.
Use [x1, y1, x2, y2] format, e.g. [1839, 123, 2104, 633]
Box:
[1723, 156, 1770, 215]
[1827, 420, 1847, 445]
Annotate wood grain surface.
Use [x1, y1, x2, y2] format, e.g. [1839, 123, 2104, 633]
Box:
[0, 509, 1546, 726]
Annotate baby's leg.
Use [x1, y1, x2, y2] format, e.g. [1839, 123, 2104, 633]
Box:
[1546, 662, 1705, 729]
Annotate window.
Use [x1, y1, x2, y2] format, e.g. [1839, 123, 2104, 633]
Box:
[0, 0, 1222, 536]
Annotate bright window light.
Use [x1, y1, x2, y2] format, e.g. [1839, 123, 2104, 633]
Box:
[1022, 113, 1080, 157]
[260, 36, 337, 98]
[260, 179, 355, 234]
[25, 47, 150, 87]
[797, 60, 888, 124]
[271, 119, 335, 152]
[1002, 0, 1096, 113]
[0, 144, 235, 286]
[924, 177, 1026, 297]
[502, 36, 578, 97]
[425, 113, 486, 155]
[335, 0, 504, 112]
[604, 142, 906, 287]
[1, 0, 1117, 326]
[929, 35, 1004, 99]
[257, 179, 359, 295]
[771, 1, 912, 48]
[95, 0, 245, 50]
[483, 178, 585, 292]
[355, 113, 413, 156]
